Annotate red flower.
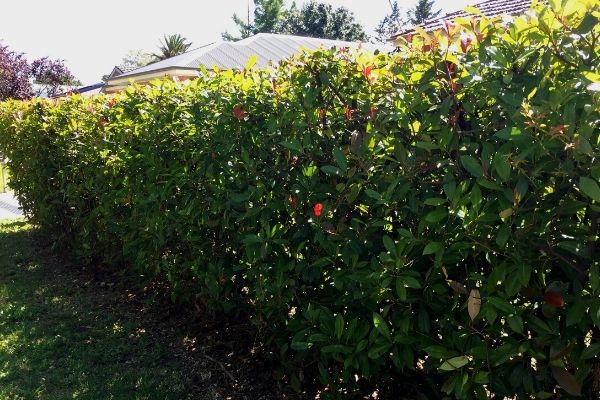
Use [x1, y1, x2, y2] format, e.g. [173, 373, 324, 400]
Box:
[233, 105, 248, 121]
[313, 203, 323, 217]
[544, 291, 565, 308]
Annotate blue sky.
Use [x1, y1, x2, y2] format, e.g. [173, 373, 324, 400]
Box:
[1, 0, 472, 84]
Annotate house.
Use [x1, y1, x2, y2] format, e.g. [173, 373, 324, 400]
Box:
[390, 0, 533, 40]
[103, 33, 386, 93]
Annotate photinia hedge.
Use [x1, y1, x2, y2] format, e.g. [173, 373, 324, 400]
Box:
[1, 1, 599, 397]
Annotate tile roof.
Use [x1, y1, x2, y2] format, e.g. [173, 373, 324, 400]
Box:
[115, 33, 387, 79]
[391, 0, 534, 39]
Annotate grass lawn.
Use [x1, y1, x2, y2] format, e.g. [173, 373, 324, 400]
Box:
[0, 219, 197, 400]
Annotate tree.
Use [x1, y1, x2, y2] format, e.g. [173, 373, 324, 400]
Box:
[375, 0, 405, 42]
[30, 57, 80, 98]
[280, 1, 367, 41]
[0, 44, 32, 101]
[121, 50, 154, 69]
[152, 34, 192, 61]
[223, 0, 366, 42]
[408, 0, 441, 25]
[222, 0, 285, 41]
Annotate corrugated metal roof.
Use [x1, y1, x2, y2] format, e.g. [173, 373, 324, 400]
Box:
[116, 33, 385, 79]
[391, 0, 534, 39]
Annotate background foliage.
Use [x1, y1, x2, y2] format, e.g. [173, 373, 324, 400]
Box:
[222, 0, 366, 42]
[1, 1, 599, 398]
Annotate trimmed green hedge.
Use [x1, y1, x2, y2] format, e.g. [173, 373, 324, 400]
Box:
[1, 1, 599, 397]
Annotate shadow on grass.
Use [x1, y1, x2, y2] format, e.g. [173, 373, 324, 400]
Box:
[0, 219, 197, 400]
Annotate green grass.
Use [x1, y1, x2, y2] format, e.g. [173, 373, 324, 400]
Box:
[0, 219, 198, 400]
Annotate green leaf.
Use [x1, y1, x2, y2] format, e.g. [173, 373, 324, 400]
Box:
[527, 316, 553, 334]
[280, 140, 302, 152]
[335, 314, 344, 340]
[415, 141, 440, 151]
[590, 265, 599, 292]
[496, 225, 510, 247]
[495, 127, 522, 140]
[576, 13, 598, 34]
[518, 264, 531, 286]
[580, 177, 600, 201]
[506, 315, 524, 334]
[424, 197, 446, 206]
[425, 208, 447, 223]
[245, 54, 257, 70]
[320, 165, 341, 176]
[373, 312, 391, 339]
[332, 147, 347, 173]
[321, 344, 351, 354]
[566, 301, 586, 327]
[581, 343, 600, 360]
[492, 153, 511, 182]
[291, 341, 311, 351]
[423, 241, 442, 255]
[488, 296, 516, 314]
[395, 279, 407, 301]
[365, 189, 382, 200]
[439, 356, 469, 371]
[460, 155, 483, 177]
[400, 275, 422, 289]
[382, 235, 397, 256]
[499, 208, 513, 219]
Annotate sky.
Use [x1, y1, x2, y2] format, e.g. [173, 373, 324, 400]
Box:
[1, 0, 473, 85]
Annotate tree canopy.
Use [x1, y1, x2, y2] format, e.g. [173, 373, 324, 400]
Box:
[223, 0, 366, 42]
[31, 57, 80, 97]
[1, 44, 79, 100]
[281, 1, 367, 41]
[0, 44, 33, 101]
[121, 50, 154, 69]
[375, 0, 405, 42]
[153, 34, 192, 61]
[408, 0, 440, 25]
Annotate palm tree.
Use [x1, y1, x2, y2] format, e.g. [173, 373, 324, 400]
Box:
[152, 34, 192, 61]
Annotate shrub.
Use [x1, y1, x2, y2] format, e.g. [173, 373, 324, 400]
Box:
[1, 1, 599, 398]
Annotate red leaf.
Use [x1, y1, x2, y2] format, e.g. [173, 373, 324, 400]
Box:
[344, 105, 353, 121]
[551, 367, 582, 396]
[461, 37, 472, 53]
[313, 203, 323, 217]
[370, 106, 377, 120]
[451, 82, 462, 94]
[544, 291, 565, 308]
[233, 105, 248, 121]
[362, 65, 373, 82]
[288, 196, 297, 207]
[444, 20, 457, 36]
[319, 108, 327, 120]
